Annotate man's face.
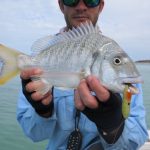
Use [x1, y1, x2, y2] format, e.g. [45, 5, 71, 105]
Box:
[59, 0, 104, 29]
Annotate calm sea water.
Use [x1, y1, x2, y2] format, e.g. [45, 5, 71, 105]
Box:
[0, 63, 149, 150]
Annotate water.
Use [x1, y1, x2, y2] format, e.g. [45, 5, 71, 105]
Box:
[0, 77, 47, 150]
[136, 63, 150, 128]
[0, 63, 149, 150]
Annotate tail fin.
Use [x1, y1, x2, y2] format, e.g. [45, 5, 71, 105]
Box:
[0, 44, 22, 85]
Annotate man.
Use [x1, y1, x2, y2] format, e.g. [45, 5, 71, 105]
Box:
[17, 0, 148, 149]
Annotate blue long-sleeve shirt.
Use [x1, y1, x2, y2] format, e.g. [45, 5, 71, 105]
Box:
[17, 83, 148, 150]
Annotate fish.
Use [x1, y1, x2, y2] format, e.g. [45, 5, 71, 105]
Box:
[0, 22, 142, 96]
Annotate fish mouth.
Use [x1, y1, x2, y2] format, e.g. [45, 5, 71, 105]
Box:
[121, 76, 143, 94]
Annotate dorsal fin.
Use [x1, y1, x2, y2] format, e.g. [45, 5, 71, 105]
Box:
[31, 35, 63, 55]
[64, 21, 100, 38]
[31, 21, 100, 55]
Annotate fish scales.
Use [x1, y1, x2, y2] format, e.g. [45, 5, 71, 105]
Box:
[35, 33, 102, 72]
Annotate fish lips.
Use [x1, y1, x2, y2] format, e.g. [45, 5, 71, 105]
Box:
[120, 76, 143, 94]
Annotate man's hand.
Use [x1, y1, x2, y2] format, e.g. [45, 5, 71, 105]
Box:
[74, 75, 110, 110]
[20, 68, 53, 117]
[74, 75, 124, 144]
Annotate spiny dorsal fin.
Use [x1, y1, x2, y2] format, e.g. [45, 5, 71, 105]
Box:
[63, 21, 100, 39]
[31, 22, 100, 55]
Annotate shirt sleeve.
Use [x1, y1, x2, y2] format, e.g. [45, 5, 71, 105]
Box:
[99, 84, 149, 150]
[16, 90, 57, 142]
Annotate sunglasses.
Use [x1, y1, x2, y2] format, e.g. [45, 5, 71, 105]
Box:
[62, 0, 101, 8]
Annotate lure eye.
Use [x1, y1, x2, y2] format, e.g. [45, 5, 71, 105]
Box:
[113, 57, 122, 65]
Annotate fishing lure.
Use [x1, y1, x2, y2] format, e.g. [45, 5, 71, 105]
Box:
[122, 85, 133, 118]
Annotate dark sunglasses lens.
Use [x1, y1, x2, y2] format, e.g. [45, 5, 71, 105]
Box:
[63, 0, 79, 7]
[85, 0, 100, 7]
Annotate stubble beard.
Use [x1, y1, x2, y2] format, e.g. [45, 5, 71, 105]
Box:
[64, 14, 99, 30]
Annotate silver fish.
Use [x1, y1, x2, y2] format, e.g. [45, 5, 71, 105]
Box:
[0, 22, 142, 95]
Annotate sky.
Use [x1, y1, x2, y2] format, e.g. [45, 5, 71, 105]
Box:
[0, 0, 149, 60]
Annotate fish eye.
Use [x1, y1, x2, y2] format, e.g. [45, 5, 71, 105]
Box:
[113, 57, 122, 65]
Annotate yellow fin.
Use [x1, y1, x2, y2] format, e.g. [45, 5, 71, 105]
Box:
[0, 44, 22, 85]
[0, 69, 19, 85]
